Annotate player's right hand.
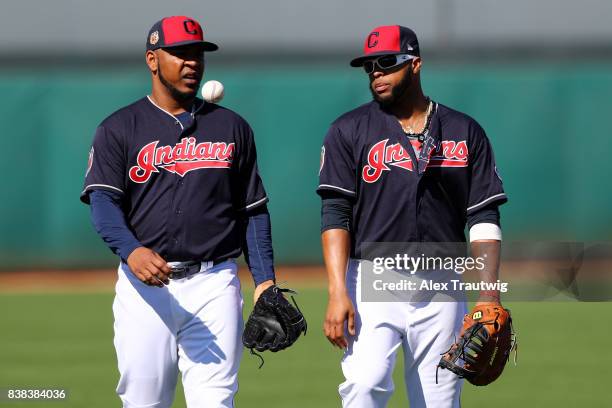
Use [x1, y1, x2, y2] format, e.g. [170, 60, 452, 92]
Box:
[324, 291, 356, 349]
[126, 247, 171, 287]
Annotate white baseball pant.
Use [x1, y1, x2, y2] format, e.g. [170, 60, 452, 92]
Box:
[338, 260, 466, 408]
[113, 260, 243, 408]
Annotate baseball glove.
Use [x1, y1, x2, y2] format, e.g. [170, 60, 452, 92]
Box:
[242, 285, 307, 363]
[437, 303, 517, 386]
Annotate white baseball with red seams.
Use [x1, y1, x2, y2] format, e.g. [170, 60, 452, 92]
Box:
[201, 80, 224, 103]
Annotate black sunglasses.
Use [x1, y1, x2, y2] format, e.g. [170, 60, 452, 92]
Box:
[363, 54, 415, 74]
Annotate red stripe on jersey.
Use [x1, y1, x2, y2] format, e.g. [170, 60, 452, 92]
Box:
[389, 159, 414, 171]
[162, 160, 230, 176]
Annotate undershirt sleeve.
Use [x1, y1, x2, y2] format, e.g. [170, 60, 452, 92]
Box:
[244, 205, 275, 286]
[89, 189, 142, 262]
[320, 191, 353, 233]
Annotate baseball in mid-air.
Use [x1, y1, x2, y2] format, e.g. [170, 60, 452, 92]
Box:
[201, 80, 224, 103]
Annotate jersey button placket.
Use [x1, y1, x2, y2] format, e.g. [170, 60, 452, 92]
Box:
[175, 180, 184, 214]
[170, 173, 186, 253]
[165, 118, 183, 256]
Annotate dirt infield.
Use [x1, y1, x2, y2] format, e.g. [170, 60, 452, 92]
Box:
[0, 265, 327, 292]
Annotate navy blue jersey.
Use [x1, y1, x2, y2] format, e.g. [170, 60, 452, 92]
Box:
[317, 101, 507, 258]
[81, 96, 268, 262]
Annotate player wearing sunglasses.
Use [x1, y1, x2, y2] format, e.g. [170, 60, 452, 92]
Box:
[317, 25, 508, 407]
[362, 53, 416, 74]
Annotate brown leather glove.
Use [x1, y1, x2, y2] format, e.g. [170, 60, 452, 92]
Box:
[437, 303, 517, 386]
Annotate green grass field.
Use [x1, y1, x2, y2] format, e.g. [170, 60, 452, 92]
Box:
[1, 288, 611, 407]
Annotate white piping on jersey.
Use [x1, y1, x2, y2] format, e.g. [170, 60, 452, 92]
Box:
[192, 99, 206, 116]
[469, 223, 502, 242]
[146, 95, 184, 130]
[467, 193, 507, 212]
[318, 184, 356, 195]
[241, 196, 269, 211]
[82, 184, 124, 195]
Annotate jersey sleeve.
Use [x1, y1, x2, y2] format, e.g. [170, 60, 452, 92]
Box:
[467, 123, 507, 215]
[80, 125, 127, 204]
[317, 124, 357, 198]
[234, 122, 268, 211]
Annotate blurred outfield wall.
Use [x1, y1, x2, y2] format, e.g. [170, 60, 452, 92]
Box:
[1, 61, 611, 268]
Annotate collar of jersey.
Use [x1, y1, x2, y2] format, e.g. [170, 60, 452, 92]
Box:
[146, 95, 206, 130]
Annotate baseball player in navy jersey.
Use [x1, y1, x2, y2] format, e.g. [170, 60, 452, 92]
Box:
[318, 26, 508, 407]
[80, 16, 276, 408]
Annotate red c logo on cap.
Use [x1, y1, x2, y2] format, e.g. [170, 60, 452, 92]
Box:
[183, 19, 199, 35]
[367, 32, 379, 48]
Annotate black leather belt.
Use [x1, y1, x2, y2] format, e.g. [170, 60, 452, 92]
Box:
[168, 259, 228, 280]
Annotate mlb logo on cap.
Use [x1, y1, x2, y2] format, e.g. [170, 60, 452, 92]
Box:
[350, 25, 420, 67]
[146, 16, 218, 52]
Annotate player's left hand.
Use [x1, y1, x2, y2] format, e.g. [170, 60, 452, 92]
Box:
[253, 280, 275, 304]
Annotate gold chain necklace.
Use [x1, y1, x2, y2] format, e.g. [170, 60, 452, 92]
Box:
[400, 99, 432, 135]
